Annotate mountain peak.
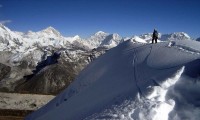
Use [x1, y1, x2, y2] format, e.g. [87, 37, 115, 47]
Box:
[45, 26, 55, 30]
[0, 23, 4, 27]
[0, 24, 12, 33]
[160, 32, 191, 41]
[111, 33, 121, 39]
[73, 35, 81, 40]
[43, 26, 57, 32]
[41, 26, 61, 37]
[0, 24, 7, 29]
[172, 32, 190, 38]
[0, 24, 5, 31]
[95, 31, 108, 36]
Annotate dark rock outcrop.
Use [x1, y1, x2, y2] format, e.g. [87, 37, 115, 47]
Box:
[15, 61, 76, 94]
[0, 63, 11, 81]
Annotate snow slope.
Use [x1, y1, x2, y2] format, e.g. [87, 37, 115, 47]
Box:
[25, 40, 200, 120]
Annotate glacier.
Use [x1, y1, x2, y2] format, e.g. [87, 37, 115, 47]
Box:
[25, 39, 200, 120]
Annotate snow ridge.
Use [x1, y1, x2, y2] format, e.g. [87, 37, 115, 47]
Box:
[25, 40, 200, 120]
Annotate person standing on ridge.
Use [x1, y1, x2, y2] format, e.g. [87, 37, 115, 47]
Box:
[152, 29, 158, 44]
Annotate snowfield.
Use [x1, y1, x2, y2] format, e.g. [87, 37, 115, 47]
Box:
[25, 40, 200, 120]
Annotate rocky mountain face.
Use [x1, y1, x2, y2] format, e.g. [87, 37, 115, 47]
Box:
[0, 25, 107, 94]
[15, 62, 76, 95]
[0, 63, 11, 81]
[0, 24, 196, 94]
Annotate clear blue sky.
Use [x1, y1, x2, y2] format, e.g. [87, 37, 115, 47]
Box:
[0, 0, 200, 38]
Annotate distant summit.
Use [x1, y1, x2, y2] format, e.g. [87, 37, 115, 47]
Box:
[99, 33, 122, 48]
[160, 32, 191, 41]
[41, 26, 62, 37]
[94, 31, 108, 36]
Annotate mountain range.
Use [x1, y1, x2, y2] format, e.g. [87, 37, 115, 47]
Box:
[0, 24, 197, 52]
[0, 24, 198, 94]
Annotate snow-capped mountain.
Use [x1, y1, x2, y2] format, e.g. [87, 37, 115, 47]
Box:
[160, 32, 191, 41]
[85, 31, 109, 48]
[26, 40, 200, 120]
[23, 27, 70, 49]
[0, 24, 21, 40]
[0, 24, 24, 51]
[40, 26, 62, 37]
[0, 25, 107, 94]
[139, 33, 154, 41]
[136, 32, 191, 43]
[99, 33, 122, 48]
[65, 35, 81, 43]
[85, 31, 123, 48]
[24, 27, 65, 44]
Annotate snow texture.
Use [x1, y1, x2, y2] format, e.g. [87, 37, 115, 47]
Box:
[25, 40, 200, 120]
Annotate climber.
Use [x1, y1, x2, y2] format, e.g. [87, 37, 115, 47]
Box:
[152, 29, 158, 44]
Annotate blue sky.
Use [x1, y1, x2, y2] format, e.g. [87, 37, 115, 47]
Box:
[0, 0, 200, 38]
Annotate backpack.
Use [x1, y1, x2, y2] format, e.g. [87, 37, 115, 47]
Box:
[154, 30, 158, 37]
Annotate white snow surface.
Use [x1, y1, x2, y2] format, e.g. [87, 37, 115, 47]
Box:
[130, 36, 147, 43]
[25, 40, 200, 120]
